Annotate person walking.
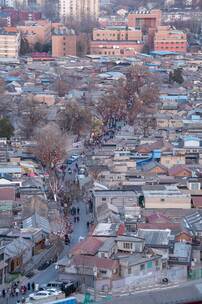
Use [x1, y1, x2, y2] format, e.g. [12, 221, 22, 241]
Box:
[31, 282, 35, 291]
[15, 287, 19, 297]
[77, 207, 80, 215]
[2, 289, 5, 298]
[27, 282, 30, 291]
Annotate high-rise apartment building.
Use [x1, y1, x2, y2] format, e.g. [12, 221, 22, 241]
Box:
[0, 30, 20, 58]
[59, 0, 99, 21]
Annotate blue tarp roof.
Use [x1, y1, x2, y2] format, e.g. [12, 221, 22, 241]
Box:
[160, 95, 188, 100]
[23, 86, 42, 93]
[0, 12, 9, 17]
[150, 51, 179, 56]
[5, 76, 21, 82]
[184, 136, 199, 141]
[139, 53, 153, 57]
[145, 63, 160, 66]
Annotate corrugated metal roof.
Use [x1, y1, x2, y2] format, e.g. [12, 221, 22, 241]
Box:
[23, 213, 50, 234]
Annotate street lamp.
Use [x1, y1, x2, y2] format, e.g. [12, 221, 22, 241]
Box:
[93, 266, 97, 302]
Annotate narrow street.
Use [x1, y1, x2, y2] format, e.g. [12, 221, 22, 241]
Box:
[0, 199, 90, 304]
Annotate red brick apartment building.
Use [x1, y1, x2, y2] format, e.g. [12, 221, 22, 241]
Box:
[90, 26, 143, 56]
[154, 26, 187, 53]
[90, 9, 187, 57]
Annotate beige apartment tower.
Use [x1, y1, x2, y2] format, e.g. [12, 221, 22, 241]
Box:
[0, 31, 20, 58]
[59, 0, 99, 21]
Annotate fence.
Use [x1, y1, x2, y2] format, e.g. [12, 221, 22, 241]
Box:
[189, 268, 202, 280]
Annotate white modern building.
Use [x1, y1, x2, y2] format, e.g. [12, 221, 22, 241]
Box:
[59, 0, 99, 21]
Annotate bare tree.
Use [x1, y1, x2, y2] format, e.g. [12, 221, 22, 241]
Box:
[132, 85, 159, 135]
[20, 96, 46, 139]
[97, 89, 127, 127]
[0, 78, 5, 94]
[58, 101, 92, 139]
[123, 65, 160, 131]
[33, 123, 67, 201]
[55, 79, 69, 97]
[64, 16, 98, 34]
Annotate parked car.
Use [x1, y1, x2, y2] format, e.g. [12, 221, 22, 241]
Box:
[62, 282, 77, 296]
[46, 281, 64, 290]
[46, 280, 79, 295]
[46, 288, 62, 296]
[29, 291, 50, 300]
[66, 158, 74, 165]
[78, 167, 87, 175]
[71, 154, 80, 160]
[38, 260, 52, 270]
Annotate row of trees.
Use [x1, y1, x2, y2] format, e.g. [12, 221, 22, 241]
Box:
[0, 64, 160, 201]
[20, 38, 51, 56]
[0, 64, 160, 142]
[96, 64, 159, 136]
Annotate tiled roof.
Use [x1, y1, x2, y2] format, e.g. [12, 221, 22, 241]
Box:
[192, 196, 202, 208]
[70, 237, 103, 256]
[168, 165, 192, 176]
[73, 255, 119, 270]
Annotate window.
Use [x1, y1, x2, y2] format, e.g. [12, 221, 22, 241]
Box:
[102, 197, 106, 201]
[100, 270, 107, 274]
[189, 183, 200, 190]
[123, 242, 133, 249]
[140, 264, 145, 271]
[160, 198, 165, 202]
[128, 267, 132, 274]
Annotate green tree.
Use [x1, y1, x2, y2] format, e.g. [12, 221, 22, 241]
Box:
[34, 42, 44, 52]
[169, 68, 184, 84]
[0, 117, 14, 139]
[20, 37, 31, 55]
[142, 43, 150, 54]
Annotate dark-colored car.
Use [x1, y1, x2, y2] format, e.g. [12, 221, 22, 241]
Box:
[161, 278, 169, 284]
[38, 260, 52, 271]
[62, 281, 78, 296]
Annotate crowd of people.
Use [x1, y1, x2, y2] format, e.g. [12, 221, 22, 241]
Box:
[1, 281, 36, 302]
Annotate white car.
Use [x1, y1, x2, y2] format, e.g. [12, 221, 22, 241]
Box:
[46, 288, 62, 296]
[71, 154, 80, 160]
[29, 291, 50, 300]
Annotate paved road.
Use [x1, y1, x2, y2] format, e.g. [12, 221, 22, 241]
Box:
[107, 278, 202, 304]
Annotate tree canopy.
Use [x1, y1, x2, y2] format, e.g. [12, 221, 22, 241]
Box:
[0, 117, 14, 139]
